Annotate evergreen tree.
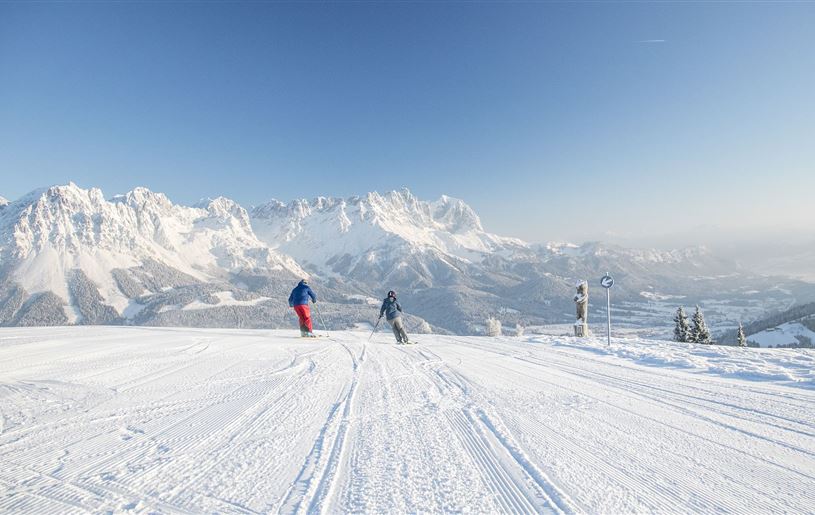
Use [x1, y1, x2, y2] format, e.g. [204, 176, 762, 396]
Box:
[691, 305, 712, 344]
[737, 323, 747, 347]
[673, 306, 690, 342]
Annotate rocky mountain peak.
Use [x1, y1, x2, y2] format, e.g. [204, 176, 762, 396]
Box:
[111, 186, 174, 213]
[431, 195, 483, 233]
[195, 196, 253, 231]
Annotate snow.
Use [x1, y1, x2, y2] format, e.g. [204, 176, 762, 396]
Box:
[12, 246, 141, 314]
[122, 300, 145, 319]
[343, 294, 381, 306]
[63, 302, 82, 325]
[143, 292, 272, 314]
[547, 334, 815, 387]
[639, 291, 685, 301]
[750, 321, 815, 348]
[181, 292, 272, 311]
[1, 327, 813, 513]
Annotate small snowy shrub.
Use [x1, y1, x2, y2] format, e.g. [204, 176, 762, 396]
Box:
[417, 320, 433, 334]
[486, 317, 502, 337]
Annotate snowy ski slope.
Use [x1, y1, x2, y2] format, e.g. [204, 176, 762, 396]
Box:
[1, 327, 813, 513]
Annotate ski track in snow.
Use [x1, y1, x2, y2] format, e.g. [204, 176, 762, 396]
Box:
[0, 327, 814, 514]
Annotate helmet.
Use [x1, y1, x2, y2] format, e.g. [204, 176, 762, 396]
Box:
[301, 278, 309, 285]
[387, 290, 396, 298]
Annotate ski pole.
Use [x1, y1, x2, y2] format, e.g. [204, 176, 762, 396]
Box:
[313, 302, 329, 337]
[368, 316, 382, 341]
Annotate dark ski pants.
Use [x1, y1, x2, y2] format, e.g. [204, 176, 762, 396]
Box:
[388, 317, 408, 343]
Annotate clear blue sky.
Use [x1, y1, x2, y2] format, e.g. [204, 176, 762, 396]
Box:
[1, 1, 813, 244]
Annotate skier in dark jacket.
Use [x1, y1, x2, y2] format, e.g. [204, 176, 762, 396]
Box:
[379, 290, 411, 344]
[289, 279, 317, 337]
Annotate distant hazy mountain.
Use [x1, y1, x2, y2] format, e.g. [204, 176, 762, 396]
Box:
[1, 184, 813, 335]
[738, 240, 815, 282]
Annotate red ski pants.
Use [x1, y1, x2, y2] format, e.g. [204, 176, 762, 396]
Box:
[293, 304, 313, 332]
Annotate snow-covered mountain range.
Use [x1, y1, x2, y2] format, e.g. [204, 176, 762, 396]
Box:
[1, 184, 813, 334]
[0, 184, 305, 328]
[250, 189, 533, 288]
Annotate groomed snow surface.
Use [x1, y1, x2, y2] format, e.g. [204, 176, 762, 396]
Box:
[1, 328, 813, 514]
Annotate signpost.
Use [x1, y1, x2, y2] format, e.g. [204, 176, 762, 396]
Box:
[600, 273, 614, 346]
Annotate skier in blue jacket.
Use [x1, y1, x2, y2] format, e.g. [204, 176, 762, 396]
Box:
[379, 290, 411, 344]
[289, 279, 317, 337]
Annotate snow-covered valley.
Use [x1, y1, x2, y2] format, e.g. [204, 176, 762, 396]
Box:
[1, 327, 813, 513]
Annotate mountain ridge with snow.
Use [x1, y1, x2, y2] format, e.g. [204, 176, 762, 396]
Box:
[0, 183, 303, 317]
[1, 183, 813, 334]
[250, 188, 532, 288]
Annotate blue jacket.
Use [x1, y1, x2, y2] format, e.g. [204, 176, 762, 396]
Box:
[289, 281, 316, 307]
[379, 297, 402, 321]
